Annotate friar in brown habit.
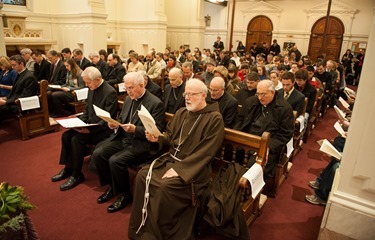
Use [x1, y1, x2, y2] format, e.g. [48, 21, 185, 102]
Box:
[128, 79, 225, 240]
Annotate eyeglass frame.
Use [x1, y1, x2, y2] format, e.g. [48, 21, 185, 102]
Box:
[182, 92, 203, 98]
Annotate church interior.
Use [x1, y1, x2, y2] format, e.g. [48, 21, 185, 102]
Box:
[1, 0, 375, 239]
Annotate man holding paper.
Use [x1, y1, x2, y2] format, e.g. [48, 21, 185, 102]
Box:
[51, 67, 117, 191]
[128, 79, 224, 239]
[91, 72, 165, 213]
[0, 54, 38, 117]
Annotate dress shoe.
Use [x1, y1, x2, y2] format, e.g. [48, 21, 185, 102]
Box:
[51, 168, 72, 182]
[97, 188, 114, 204]
[107, 194, 133, 213]
[60, 175, 85, 191]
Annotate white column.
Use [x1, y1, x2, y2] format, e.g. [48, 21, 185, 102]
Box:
[318, 7, 375, 240]
[0, 3, 6, 55]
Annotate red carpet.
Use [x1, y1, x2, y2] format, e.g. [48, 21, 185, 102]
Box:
[0, 108, 338, 239]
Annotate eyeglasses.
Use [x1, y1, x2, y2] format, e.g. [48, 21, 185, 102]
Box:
[182, 92, 202, 98]
[255, 92, 268, 98]
[209, 88, 220, 93]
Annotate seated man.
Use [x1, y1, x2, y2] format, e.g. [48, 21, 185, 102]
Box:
[73, 48, 91, 70]
[294, 69, 317, 119]
[128, 79, 225, 239]
[0, 55, 38, 117]
[164, 67, 186, 114]
[46, 49, 67, 85]
[234, 80, 294, 178]
[207, 76, 238, 128]
[140, 70, 163, 101]
[20, 48, 35, 75]
[89, 51, 108, 77]
[31, 50, 51, 81]
[306, 133, 347, 205]
[201, 58, 215, 86]
[51, 67, 118, 191]
[144, 51, 161, 82]
[236, 71, 260, 106]
[103, 53, 126, 87]
[91, 72, 165, 213]
[278, 71, 306, 117]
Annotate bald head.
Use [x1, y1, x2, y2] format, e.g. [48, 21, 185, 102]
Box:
[209, 77, 225, 100]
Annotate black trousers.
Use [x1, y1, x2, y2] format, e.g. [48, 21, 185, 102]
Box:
[59, 129, 110, 176]
[91, 137, 155, 195]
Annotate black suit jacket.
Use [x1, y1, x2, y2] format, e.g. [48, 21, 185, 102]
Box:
[6, 69, 38, 105]
[94, 59, 108, 77]
[145, 78, 163, 101]
[104, 62, 126, 86]
[77, 57, 92, 70]
[111, 90, 165, 151]
[34, 58, 51, 81]
[164, 83, 185, 114]
[207, 91, 238, 128]
[49, 59, 67, 85]
[79, 80, 118, 134]
[278, 88, 305, 116]
[295, 81, 317, 115]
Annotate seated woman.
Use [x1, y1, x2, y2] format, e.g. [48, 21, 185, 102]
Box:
[0, 56, 18, 97]
[47, 58, 85, 117]
[127, 52, 144, 72]
[227, 64, 241, 91]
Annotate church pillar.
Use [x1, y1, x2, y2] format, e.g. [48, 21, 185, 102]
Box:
[318, 7, 375, 240]
[0, 3, 6, 55]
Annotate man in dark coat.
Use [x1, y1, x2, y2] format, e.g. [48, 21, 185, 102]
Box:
[46, 49, 67, 85]
[73, 48, 91, 70]
[295, 69, 317, 117]
[278, 71, 306, 117]
[141, 71, 163, 101]
[103, 53, 126, 87]
[164, 67, 186, 114]
[51, 67, 118, 191]
[234, 80, 294, 178]
[213, 36, 224, 52]
[128, 79, 225, 240]
[32, 51, 51, 81]
[89, 51, 108, 77]
[236, 71, 260, 106]
[0, 54, 38, 117]
[207, 77, 238, 128]
[269, 39, 281, 56]
[91, 72, 165, 213]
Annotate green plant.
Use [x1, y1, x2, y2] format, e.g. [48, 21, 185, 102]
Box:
[0, 182, 35, 233]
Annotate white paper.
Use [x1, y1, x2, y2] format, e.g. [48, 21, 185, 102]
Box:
[138, 105, 163, 136]
[55, 117, 98, 128]
[334, 121, 346, 136]
[242, 163, 265, 199]
[286, 137, 294, 158]
[338, 97, 350, 109]
[93, 104, 121, 126]
[344, 87, 355, 96]
[19, 96, 40, 111]
[118, 83, 126, 93]
[75, 88, 89, 101]
[296, 115, 305, 132]
[49, 84, 61, 89]
[334, 105, 347, 121]
[319, 139, 342, 160]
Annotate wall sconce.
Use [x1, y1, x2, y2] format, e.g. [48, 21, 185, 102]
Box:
[204, 14, 211, 27]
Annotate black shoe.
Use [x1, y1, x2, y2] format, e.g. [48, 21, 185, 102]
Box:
[60, 175, 85, 191]
[51, 169, 72, 182]
[107, 194, 133, 213]
[97, 188, 114, 204]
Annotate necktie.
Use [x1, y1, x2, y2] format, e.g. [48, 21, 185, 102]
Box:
[284, 92, 289, 100]
[50, 64, 57, 83]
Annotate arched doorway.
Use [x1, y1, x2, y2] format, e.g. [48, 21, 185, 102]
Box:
[246, 16, 273, 53]
[308, 16, 344, 62]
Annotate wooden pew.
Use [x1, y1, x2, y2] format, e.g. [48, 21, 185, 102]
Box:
[68, 90, 87, 114]
[304, 83, 325, 142]
[16, 80, 60, 140]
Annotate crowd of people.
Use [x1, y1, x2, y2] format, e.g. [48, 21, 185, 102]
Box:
[0, 39, 361, 239]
